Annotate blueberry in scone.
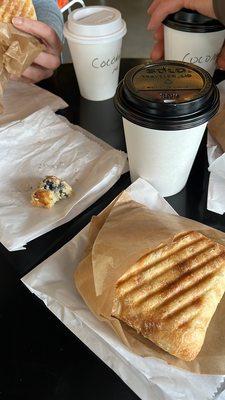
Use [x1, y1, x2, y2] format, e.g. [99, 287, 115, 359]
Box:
[31, 176, 72, 208]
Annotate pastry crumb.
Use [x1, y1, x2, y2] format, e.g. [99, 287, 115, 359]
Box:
[31, 176, 72, 208]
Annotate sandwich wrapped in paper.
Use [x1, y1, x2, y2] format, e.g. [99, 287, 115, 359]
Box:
[75, 191, 225, 374]
[0, 0, 43, 112]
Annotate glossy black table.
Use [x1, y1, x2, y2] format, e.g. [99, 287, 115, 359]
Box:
[1, 59, 225, 400]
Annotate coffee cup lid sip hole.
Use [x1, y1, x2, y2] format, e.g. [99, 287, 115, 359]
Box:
[114, 60, 220, 130]
[64, 6, 127, 44]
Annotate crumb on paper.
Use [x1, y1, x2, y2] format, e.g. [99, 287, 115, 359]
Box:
[31, 176, 72, 209]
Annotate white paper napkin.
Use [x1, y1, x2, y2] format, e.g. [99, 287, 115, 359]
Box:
[0, 106, 127, 250]
[0, 80, 67, 128]
[207, 129, 225, 215]
[207, 81, 225, 215]
[22, 178, 224, 400]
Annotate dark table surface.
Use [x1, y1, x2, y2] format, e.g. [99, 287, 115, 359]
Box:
[1, 59, 225, 400]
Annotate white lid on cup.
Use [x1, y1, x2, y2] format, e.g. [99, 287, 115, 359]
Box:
[64, 6, 127, 44]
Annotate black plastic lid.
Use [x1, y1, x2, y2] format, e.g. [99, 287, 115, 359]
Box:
[163, 8, 225, 32]
[114, 60, 219, 131]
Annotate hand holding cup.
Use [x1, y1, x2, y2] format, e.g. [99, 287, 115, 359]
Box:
[147, 0, 225, 70]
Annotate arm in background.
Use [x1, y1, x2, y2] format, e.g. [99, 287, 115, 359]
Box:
[33, 0, 64, 42]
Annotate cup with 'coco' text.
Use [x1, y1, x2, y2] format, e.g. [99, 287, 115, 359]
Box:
[163, 8, 225, 76]
[64, 6, 127, 101]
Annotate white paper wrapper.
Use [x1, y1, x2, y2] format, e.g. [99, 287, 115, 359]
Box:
[207, 81, 225, 215]
[207, 130, 225, 215]
[0, 80, 67, 128]
[0, 106, 127, 250]
[216, 389, 225, 400]
[22, 179, 225, 400]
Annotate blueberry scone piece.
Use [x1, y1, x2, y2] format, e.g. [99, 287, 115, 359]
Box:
[31, 176, 72, 208]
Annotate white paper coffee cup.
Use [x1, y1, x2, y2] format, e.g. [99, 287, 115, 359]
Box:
[114, 61, 219, 197]
[163, 9, 225, 76]
[64, 6, 126, 101]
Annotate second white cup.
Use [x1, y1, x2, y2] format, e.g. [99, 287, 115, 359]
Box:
[64, 6, 127, 101]
[163, 9, 225, 76]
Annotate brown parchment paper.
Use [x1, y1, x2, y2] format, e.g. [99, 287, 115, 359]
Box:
[208, 106, 225, 151]
[0, 22, 44, 113]
[75, 191, 225, 375]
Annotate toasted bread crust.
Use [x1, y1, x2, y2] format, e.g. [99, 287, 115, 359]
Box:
[0, 0, 36, 23]
[112, 231, 225, 361]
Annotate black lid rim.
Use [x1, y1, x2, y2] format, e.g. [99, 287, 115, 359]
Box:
[114, 60, 220, 131]
[163, 18, 225, 32]
[163, 9, 225, 33]
[123, 60, 214, 118]
[114, 82, 220, 131]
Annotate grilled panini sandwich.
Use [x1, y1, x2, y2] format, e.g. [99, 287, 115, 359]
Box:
[0, 0, 36, 23]
[112, 231, 225, 361]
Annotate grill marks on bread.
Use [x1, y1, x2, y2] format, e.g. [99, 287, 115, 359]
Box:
[112, 231, 225, 361]
[0, 0, 36, 22]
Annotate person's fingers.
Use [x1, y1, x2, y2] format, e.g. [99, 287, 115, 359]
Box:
[10, 19, 61, 83]
[10, 74, 21, 82]
[34, 52, 61, 70]
[185, 0, 216, 19]
[10, 74, 35, 84]
[149, 26, 164, 60]
[217, 43, 225, 70]
[12, 17, 61, 52]
[153, 25, 164, 41]
[148, 0, 216, 30]
[150, 40, 164, 60]
[148, 0, 161, 15]
[22, 65, 54, 83]
[148, 0, 184, 30]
